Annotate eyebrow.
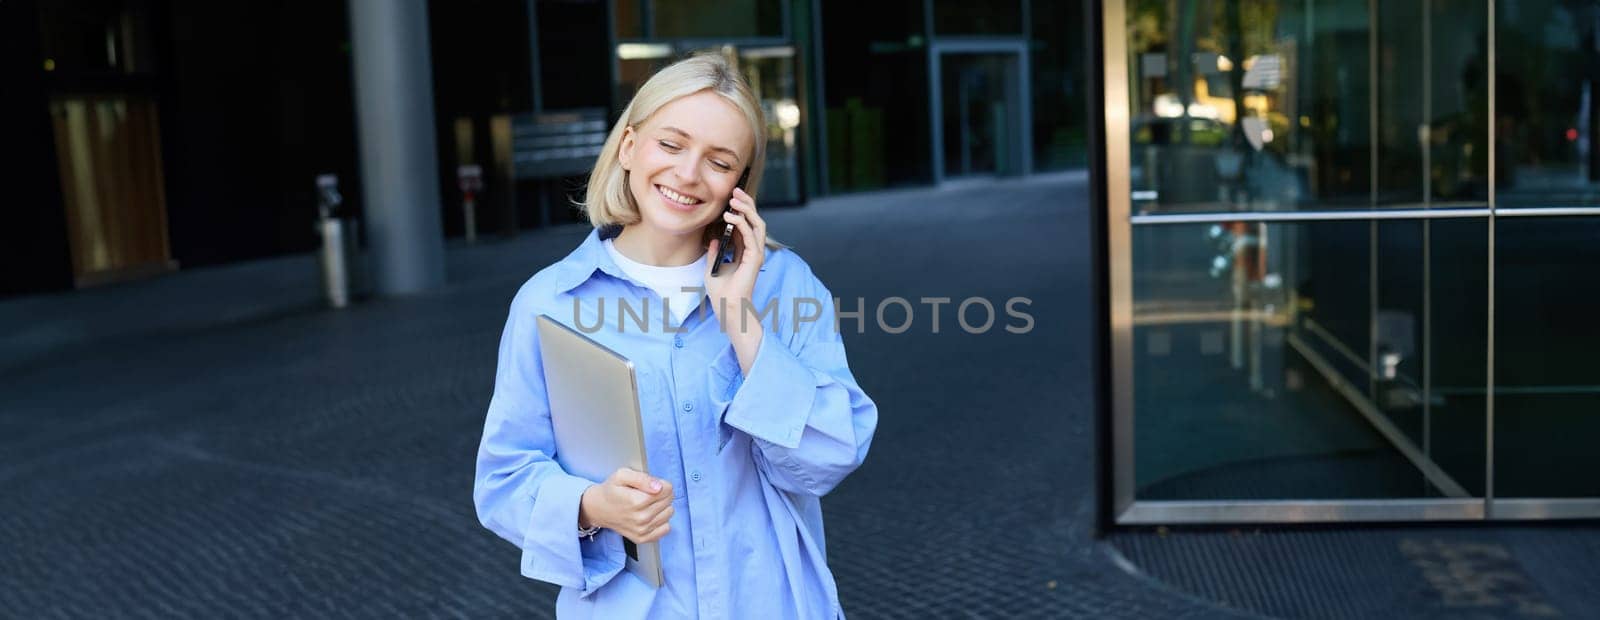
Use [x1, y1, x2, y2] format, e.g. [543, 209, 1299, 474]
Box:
[660, 126, 742, 163]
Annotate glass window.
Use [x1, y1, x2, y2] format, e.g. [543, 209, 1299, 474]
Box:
[38, 1, 157, 75]
[1131, 218, 1488, 500]
[931, 0, 1021, 36]
[1487, 1, 1600, 495]
[1031, 0, 1089, 171]
[820, 0, 933, 191]
[538, 0, 610, 111]
[1115, 0, 1600, 521]
[1124, 0, 1489, 213]
[615, 0, 644, 39]
[738, 47, 805, 205]
[651, 0, 783, 39]
[1494, 1, 1600, 207]
[49, 96, 173, 282]
[1425, 0, 1491, 203]
[1493, 217, 1600, 497]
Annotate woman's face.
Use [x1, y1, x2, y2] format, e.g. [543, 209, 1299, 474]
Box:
[619, 90, 755, 241]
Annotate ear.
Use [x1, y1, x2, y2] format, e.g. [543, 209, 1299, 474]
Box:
[618, 125, 637, 171]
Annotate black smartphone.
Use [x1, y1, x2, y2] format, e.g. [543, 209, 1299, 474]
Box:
[710, 167, 751, 276]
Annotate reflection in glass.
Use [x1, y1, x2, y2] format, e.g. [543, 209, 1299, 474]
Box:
[1125, 0, 1490, 212]
[1426, 0, 1491, 203]
[1132, 219, 1486, 500]
[1495, 2, 1600, 207]
[1493, 217, 1600, 497]
[739, 47, 804, 205]
[1117, 0, 1600, 515]
[49, 95, 173, 285]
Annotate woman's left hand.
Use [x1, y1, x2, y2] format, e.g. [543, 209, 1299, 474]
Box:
[704, 187, 767, 367]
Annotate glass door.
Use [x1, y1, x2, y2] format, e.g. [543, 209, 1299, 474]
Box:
[49, 95, 173, 287]
[1107, 0, 1600, 524]
[39, 1, 173, 288]
[940, 53, 1016, 178]
[1109, 0, 1491, 522]
[1487, 0, 1600, 515]
[933, 46, 1027, 181]
[738, 45, 805, 205]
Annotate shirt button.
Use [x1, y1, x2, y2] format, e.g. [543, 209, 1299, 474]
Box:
[673, 336, 685, 349]
[682, 401, 694, 413]
[690, 471, 702, 482]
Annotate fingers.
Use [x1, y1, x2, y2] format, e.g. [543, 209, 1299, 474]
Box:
[644, 501, 674, 530]
[593, 468, 678, 542]
[728, 191, 766, 241]
[729, 189, 765, 235]
[612, 484, 670, 509]
[634, 521, 671, 544]
[722, 210, 761, 258]
[619, 500, 675, 544]
[611, 467, 665, 495]
[635, 501, 674, 543]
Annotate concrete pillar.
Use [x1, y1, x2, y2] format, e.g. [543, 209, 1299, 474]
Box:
[348, 0, 446, 294]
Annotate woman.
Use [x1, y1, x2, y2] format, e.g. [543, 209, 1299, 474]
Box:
[473, 52, 878, 619]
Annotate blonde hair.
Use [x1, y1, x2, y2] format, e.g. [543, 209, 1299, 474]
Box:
[580, 51, 782, 249]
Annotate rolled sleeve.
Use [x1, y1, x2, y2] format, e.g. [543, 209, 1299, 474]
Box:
[706, 271, 878, 497]
[517, 473, 626, 596]
[473, 285, 627, 597]
[713, 330, 815, 449]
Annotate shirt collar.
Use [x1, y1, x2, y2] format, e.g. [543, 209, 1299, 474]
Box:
[552, 225, 630, 295]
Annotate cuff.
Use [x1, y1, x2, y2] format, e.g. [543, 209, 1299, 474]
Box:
[518, 473, 625, 596]
[710, 330, 816, 450]
[578, 529, 628, 597]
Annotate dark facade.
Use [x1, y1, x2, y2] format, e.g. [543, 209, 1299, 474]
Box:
[2, 0, 1089, 298]
[2, 0, 360, 295]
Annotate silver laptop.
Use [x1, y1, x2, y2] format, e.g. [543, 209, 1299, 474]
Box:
[535, 314, 664, 588]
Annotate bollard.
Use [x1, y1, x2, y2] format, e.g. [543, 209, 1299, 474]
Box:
[315, 174, 356, 308]
[458, 164, 483, 244]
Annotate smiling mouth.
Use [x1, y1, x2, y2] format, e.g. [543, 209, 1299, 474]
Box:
[655, 184, 704, 208]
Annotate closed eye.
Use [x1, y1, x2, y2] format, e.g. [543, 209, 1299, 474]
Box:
[658, 140, 682, 152]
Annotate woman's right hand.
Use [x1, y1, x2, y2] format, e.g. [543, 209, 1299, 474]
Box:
[578, 468, 674, 543]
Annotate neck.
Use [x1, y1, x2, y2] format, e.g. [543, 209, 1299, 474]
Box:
[612, 224, 705, 267]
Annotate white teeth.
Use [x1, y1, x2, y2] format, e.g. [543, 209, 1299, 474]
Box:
[658, 185, 699, 206]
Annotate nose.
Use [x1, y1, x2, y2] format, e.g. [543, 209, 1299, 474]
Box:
[672, 158, 701, 186]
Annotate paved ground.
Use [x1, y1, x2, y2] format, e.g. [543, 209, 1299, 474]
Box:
[0, 173, 1241, 618]
[6, 174, 1596, 619]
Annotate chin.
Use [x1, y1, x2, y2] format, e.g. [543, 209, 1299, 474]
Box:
[640, 203, 714, 237]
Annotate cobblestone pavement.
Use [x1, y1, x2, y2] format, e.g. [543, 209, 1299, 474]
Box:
[0, 173, 1248, 618]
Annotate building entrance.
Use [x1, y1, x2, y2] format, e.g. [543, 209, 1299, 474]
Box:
[1102, 0, 1600, 524]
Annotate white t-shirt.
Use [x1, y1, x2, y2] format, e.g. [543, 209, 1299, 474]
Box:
[603, 238, 707, 325]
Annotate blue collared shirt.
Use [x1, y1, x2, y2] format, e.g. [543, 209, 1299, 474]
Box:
[474, 226, 878, 619]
